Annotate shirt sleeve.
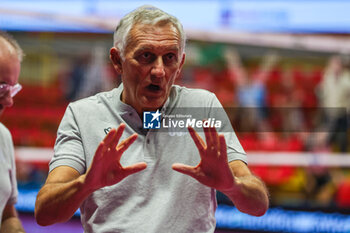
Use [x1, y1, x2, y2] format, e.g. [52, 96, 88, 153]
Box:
[49, 104, 86, 174]
[208, 93, 247, 164]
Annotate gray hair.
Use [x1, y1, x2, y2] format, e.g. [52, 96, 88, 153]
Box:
[113, 5, 186, 59]
[0, 31, 24, 62]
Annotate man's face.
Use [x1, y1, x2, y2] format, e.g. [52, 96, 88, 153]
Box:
[0, 45, 20, 116]
[111, 23, 185, 114]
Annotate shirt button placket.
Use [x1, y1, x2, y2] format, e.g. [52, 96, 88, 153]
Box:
[144, 133, 153, 162]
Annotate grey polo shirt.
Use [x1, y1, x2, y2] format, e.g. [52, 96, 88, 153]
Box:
[0, 123, 18, 229]
[50, 84, 246, 233]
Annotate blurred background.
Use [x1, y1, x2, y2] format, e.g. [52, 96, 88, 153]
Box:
[1, 0, 350, 232]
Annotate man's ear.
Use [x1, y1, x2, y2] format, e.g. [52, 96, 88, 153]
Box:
[179, 53, 186, 70]
[175, 53, 186, 79]
[110, 47, 123, 74]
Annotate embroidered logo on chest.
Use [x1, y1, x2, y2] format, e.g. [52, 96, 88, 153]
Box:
[104, 127, 112, 135]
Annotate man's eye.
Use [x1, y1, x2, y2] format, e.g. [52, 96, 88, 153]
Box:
[142, 52, 151, 58]
[163, 53, 177, 64]
[137, 52, 155, 63]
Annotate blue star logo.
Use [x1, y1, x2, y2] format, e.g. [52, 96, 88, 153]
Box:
[143, 110, 161, 129]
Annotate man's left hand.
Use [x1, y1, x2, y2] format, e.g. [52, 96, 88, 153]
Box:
[172, 126, 235, 192]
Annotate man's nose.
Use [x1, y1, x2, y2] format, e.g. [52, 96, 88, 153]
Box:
[151, 57, 165, 78]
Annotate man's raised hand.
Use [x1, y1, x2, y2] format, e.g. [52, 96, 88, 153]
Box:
[84, 123, 147, 191]
[172, 126, 235, 192]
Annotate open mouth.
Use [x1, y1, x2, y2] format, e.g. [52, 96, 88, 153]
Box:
[147, 84, 161, 92]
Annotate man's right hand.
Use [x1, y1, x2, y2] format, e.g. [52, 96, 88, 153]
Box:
[35, 123, 147, 226]
[84, 123, 147, 191]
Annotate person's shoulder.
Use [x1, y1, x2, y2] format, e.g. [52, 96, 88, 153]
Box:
[173, 85, 215, 98]
[172, 85, 216, 106]
[0, 122, 12, 144]
[0, 122, 11, 137]
[69, 88, 117, 110]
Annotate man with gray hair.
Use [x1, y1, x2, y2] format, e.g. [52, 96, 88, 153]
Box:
[0, 31, 25, 233]
[35, 5, 268, 233]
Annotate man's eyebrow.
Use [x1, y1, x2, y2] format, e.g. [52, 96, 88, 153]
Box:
[135, 45, 180, 53]
[134, 46, 154, 53]
[166, 46, 180, 53]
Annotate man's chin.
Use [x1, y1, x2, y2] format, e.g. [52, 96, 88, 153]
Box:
[142, 105, 162, 112]
[141, 97, 166, 109]
[141, 102, 164, 112]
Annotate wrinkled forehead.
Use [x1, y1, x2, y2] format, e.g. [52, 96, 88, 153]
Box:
[125, 22, 181, 51]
